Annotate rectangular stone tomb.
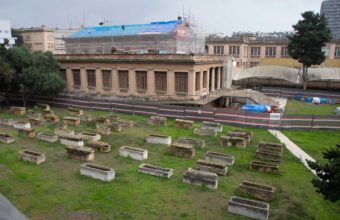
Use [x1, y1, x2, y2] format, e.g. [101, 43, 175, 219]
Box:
[35, 103, 50, 111]
[79, 132, 101, 141]
[138, 163, 173, 178]
[258, 142, 283, 155]
[43, 111, 59, 122]
[68, 107, 84, 116]
[193, 128, 217, 137]
[205, 151, 235, 166]
[10, 106, 26, 115]
[87, 140, 111, 152]
[119, 146, 148, 160]
[148, 116, 167, 126]
[37, 132, 58, 143]
[146, 134, 171, 145]
[182, 168, 219, 189]
[80, 163, 115, 182]
[13, 121, 31, 130]
[0, 133, 14, 144]
[117, 119, 134, 128]
[227, 196, 270, 220]
[174, 137, 205, 148]
[249, 161, 279, 173]
[107, 123, 122, 132]
[18, 150, 45, 165]
[228, 131, 252, 144]
[0, 118, 13, 126]
[168, 143, 195, 159]
[96, 125, 111, 135]
[60, 135, 84, 147]
[173, 119, 194, 129]
[29, 117, 46, 126]
[233, 129, 253, 142]
[54, 127, 75, 137]
[220, 136, 247, 149]
[95, 116, 110, 124]
[240, 181, 275, 201]
[196, 159, 228, 176]
[65, 146, 94, 161]
[201, 121, 223, 132]
[63, 117, 81, 126]
[256, 149, 282, 163]
[18, 128, 36, 138]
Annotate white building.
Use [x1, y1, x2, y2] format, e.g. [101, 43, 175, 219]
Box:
[0, 20, 16, 48]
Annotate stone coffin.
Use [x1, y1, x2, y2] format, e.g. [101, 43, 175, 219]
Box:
[196, 159, 228, 176]
[258, 142, 283, 155]
[233, 129, 253, 142]
[249, 161, 279, 173]
[0, 118, 13, 126]
[63, 117, 81, 126]
[173, 119, 194, 129]
[205, 151, 235, 166]
[117, 119, 134, 128]
[37, 132, 58, 143]
[68, 107, 84, 116]
[10, 106, 26, 115]
[148, 116, 167, 126]
[220, 136, 247, 149]
[119, 146, 148, 161]
[138, 163, 173, 178]
[29, 117, 46, 126]
[96, 125, 111, 135]
[169, 143, 195, 159]
[65, 145, 94, 161]
[174, 137, 205, 148]
[227, 196, 270, 220]
[43, 111, 59, 123]
[240, 181, 275, 201]
[79, 132, 101, 141]
[54, 127, 75, 137]
[183, 168, 219, 189]
[95, 116, 110, 124]
[227, 131, 252, 144]
[0, 133, 14, 144]
[256, 149, 282, 163]
[35, 103, 50, 111]
[13, 121, 31, 130]
[18, 150, 45, 165]
[201, 121, 223, 132]
[87, 140, 111, 152]
[80, 163, 115, 182]
[107, 123, 122, 132]
[193, 128, 217, 137]
[146, 134, 171, 145]
[60, 135, 84, 147]
[18, 128, 36, 138]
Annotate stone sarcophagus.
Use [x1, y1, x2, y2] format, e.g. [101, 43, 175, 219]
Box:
[54, 126, 75, 137]
[18, 150, 45, 165]
[168, 143, 195, 159]
[227, 196, 270, 220]
[148, 116, 167, 126]
[119, 146, 148, 161]
[37, 132, 58, 143]
[59, 135, 84, 147]
[96, 125, 111, 135]
[0, 118, 13, 126]
[18, 128, 36, 138]
[193, 128, 217, 137]
[201, 121, 223, 132]
[87, 140, 111, 152]
[68, 107, 84, 116]
[146, 134, 171, 145]
[80, 163, 115, 182]
[232, 129, 253, 143]
[249, 161, 279, 173]
[205, 151, 235, 166]
[117, 119, 134, 128]
[258, 142, 283, 155]
[10, 106, 26, 115]
[95, 116, 110, 124]
[13, 121, 31, 130]
[79, 132, 101, 141]
[256, 149, 282, 163]
[196, 159, 228, 176]
[0, 133, 14, 144]
[183, 168, 219, 189]
[65, 145, 94, 161]
[220, 136, 247, 149]
[174, 137, 205, 148]
[239, 181, 275, 201]
[173, 119, 194, 129]
[227, 131, 252, 144]
[107, 123, 122, 132]
[43, 110, 59, 123]
[63, 117, 81, 126]
[29, 117, 47, 126]
[138, 163, 173, 178]
[35, 103, 50, 111]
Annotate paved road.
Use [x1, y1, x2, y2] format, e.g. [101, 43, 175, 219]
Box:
[0, 193, 27, 220]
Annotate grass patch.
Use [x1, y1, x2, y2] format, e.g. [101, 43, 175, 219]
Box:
[284, 99, 336, 115]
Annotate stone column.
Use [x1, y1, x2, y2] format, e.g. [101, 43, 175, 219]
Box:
[220, 67, 223, 89]
[147, 69, 155, 96]
[206, 69, 210, 92]
[216, 67, 221, 90]
[66, 68, 73, 91]
[95, 68, 102, 93]
[80, 67, 87, 92]
[211, 68, 215, 92]
[128, 68, 136, 95]
[167, 70, 175, 97]
[188, 71, 195, 97]
[111, 68, 119, 95]
[200, 70, 204, 94]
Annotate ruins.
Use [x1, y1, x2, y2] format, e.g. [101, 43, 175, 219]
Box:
[205, 151, 235, 166]
[63, 117, 81, 126]
[0, 118, 13, 126]
[146, 134, 172, 145]
[37, 132, 59, 143]
[87, 140, 111, 152]
[17, 128, 36, 138]
[59, 135, 84, 147]
[168, 142, 195, 159]
[79, 132, 101, 141]
[138, 164, 173, 178]
[13, 121, 31, 130]
[68, 107, 84, 116]
[220, 136, 247, 149]
[239, 181, 275, 201]
[173, 137, 205, 148]
[196, 159, 228, 175]
[193, 128, 217, 137]
[249, 161, 279, 173]
[80, 163, 115, 182]
[227, 196, 270, 220]
[18, 150, 45, 165]
[10, 106, 26, 115]
[35, 103, 50, 111]
[148, 116, 167, 126]
[183, 168, 219, 189]
[0, 133, 15, 144]
[201, 121, 223, 132]
[65, 145, 94, 161]
[119, 146, 148, 160]
[173, 119, 194, 129]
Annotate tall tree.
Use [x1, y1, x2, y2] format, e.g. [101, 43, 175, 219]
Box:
[288, 11, 331, 90]
[307, 144, 340, 202]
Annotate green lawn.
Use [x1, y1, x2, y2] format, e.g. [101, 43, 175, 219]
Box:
[284, 99, 337, 115]
[0, 107, 339, 219]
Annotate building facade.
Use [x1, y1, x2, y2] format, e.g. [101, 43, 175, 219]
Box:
[0, 20, 16, 48]
[321, 0, 340, 40]
[17, 26, 55, 52]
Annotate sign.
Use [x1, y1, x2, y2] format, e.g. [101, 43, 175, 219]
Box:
[270, 113, 281, 121]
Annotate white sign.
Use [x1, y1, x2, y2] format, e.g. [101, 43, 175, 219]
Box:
[270, 113, 281, 121]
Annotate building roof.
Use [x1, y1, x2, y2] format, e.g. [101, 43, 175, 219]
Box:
[68, 20, 181, 39]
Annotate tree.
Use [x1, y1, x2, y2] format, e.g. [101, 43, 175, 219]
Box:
[288, 11, 331, 90]
[307, 144, 340, 202]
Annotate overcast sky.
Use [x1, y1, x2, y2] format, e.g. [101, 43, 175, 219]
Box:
[1, 0, 324, 35]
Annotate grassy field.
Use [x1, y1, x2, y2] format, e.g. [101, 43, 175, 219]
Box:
[284, 99, 337, 115]
[0, 107, 339, 220]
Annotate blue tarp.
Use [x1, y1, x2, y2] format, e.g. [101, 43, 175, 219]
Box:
[241, 104, 271, 113]
[68, 20, 180, 38]
[304, 97, 329, 104]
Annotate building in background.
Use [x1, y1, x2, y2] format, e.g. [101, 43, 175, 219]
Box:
[54, 28, 80, 54]
[0, 20, 16, 48]
[321, 0, 340, 40]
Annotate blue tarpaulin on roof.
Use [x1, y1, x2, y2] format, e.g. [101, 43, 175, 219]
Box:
[68, 20, 180, 38]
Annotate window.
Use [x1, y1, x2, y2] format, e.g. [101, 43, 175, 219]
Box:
[229, 46, 240, 56]
[195, 72, 200, 91]
[48, 34, 53, 40]
[59, 69, 67, 82]
[25, 35, 31, 41]
[213, 46, 224, 55]
[250, 62, 260, 67]
[72, 69, 81, 87]
[281, 47, 289, 57]
[102, 70, 112, 89]
[203, 71, 207, 89]
[251, 47, 261, 57]
[86, 70, 96, 88]
[265, 47, 276, 57]
[155, 71, 167, 92]
[334, 47, 340, 57]
[118, 70, 129, 90]
[175, 72, 188, 93]
[136, 71, 147, 91]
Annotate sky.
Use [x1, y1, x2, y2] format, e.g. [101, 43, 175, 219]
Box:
[1, 0, 324, 36]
